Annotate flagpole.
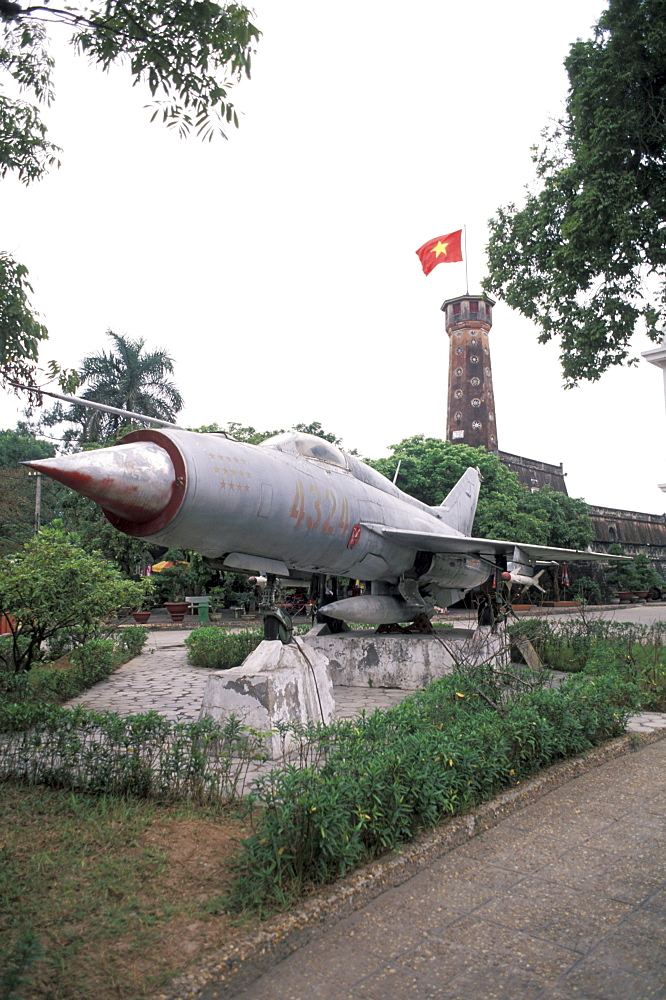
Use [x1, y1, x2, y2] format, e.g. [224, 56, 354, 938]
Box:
[464, 225, 469, 294]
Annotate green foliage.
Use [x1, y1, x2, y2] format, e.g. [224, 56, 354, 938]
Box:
[0, 251, 49, 390]
[0, 526, 150, 671]
[1, 2, 259, 168]
[53, 487, 156, 576]
[0, 422, 53, 466]
[522, 486, 594, 549]
[45, 330, 185, 445]
[508, 616, 666, 709]
[484, 0, 666, 383]
[605, 546, 665, 593]
[571, 575, 603, 604]
[0, 706, 268, 803]
[0, 627, 147, 705]
[184, 627, 262, 669]
[0, 423, 59, 555]
[366, 435, 593, 545]
[0, 20, 60, 183]
[190, 421, 346, 446]
[226, 662, 632, 915]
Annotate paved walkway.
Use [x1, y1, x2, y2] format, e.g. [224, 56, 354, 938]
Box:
[225, 737, 666, 1000]
[64, 628, 416, 721]
[64, 611, 666, 999]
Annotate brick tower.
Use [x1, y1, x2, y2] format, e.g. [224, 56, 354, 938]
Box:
[442, 293, 497, 451]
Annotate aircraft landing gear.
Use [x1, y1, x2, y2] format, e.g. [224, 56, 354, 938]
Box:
[260, 573, 293, 643]
[263, 608, 293, 643]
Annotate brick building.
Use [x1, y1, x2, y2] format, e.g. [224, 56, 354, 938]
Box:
[441, 291, 666, 583]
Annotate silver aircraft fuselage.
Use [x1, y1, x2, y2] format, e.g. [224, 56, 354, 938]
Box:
[25, 427, 620, 623]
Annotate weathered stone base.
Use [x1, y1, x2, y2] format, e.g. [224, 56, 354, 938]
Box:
[199, 638, 335, 757]
[304, 625, 507, 689]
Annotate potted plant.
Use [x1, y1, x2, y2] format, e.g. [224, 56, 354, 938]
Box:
[164, 599, 190, 622]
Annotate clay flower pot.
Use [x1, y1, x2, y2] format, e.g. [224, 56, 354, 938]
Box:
[132, 611, 151, 624]
[164, 601, 189, 622]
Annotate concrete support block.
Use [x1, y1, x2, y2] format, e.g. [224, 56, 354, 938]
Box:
[304, 626, 507, 689]
[199, 637, 335, 758]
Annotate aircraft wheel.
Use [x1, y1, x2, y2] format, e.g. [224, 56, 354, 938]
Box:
[263, 610, 293, 644]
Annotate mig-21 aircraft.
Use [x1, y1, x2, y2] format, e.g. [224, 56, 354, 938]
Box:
[21, 390, 622, 637]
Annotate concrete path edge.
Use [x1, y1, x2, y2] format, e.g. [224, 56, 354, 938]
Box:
[154, 726, 666, 1000]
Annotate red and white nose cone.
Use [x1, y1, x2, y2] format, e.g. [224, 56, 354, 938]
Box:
[501, 572, 512, 581]
[23, 441, 176, 524]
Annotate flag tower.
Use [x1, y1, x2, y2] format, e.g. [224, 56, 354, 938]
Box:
[442, 294, 498, 451]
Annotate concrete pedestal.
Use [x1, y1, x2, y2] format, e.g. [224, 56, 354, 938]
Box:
[199, 637, 335, 757]
[305, 626, 506, 688]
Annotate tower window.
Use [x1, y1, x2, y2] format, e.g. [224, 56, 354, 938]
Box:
[471, 398, 481, 407]
[470, 355, 479, 364]
[455, 411, 462, 421]
[453, 303, 461, 315]
[454, 388, 463, 398]
[455, 367, 463, 376]
[470, 376, 480, 386]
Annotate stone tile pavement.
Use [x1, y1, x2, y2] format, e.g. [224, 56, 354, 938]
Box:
[63, 627, 419, 722]
[213, 737, 666, 1000]
[64, 625, 666, 735]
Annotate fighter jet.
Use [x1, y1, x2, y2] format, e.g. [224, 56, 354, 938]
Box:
[22, 393, 621, 629]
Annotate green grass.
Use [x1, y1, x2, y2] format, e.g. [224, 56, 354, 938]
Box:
[0, 784, 250, 1000]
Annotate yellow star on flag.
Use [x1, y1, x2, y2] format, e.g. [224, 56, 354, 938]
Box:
[432, 240, 450, 258]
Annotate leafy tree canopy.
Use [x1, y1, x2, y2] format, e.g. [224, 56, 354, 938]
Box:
[0, 0, 259, 390]
[0, 422, 57, 554]
[0, 524, 150, 671]
[484, 0, 666, 385]
[366, 435, 593, 546]
[0, 420, 53, 465]
[190, 421, 345, 446]
[42, 330, 184, 444]
[0, 250, 48, 389]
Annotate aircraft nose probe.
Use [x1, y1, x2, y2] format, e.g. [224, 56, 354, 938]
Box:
[22, 441, 178, 525]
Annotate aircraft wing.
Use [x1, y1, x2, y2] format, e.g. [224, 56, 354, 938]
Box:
[360, 524, 628, 563]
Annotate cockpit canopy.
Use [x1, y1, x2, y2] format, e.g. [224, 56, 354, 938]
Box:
[258, 431, 412, 503]
[259, 432, 348, 469]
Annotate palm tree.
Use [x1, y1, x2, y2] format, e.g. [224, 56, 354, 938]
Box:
[69, 331, 185, 443]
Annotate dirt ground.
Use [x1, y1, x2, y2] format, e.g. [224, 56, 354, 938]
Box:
[1, 785, 262, 1000]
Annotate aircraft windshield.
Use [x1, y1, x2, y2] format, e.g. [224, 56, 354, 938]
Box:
[259, 432, 348, 469]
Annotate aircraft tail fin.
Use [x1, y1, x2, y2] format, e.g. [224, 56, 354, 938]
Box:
[434, 467, 481, 536]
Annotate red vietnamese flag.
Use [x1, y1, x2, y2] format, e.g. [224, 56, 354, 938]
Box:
[415, 230, 463, 275]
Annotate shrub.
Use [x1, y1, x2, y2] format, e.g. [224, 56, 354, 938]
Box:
[0, 527, 151, 672]
[226, 663, 632, 915]
[0, 629, 148, 708]
[572, 576, 603, 605]
[184, 627, 262, 669]
[0, 706, 267, 802]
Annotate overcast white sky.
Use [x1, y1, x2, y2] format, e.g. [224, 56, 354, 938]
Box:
[2, 0, 665, 514]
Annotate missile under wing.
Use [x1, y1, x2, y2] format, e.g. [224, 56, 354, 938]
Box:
[24, 424, 621, 625]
